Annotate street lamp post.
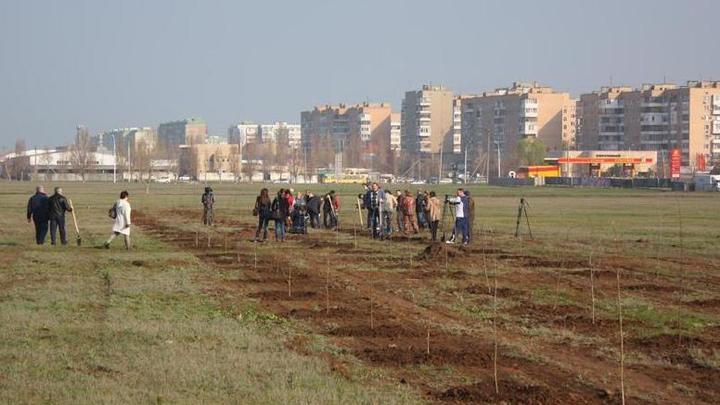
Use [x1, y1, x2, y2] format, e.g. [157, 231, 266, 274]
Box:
[112, 134, 117, 184]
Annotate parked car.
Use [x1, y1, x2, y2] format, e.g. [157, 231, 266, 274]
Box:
[273, 178, 290, 184]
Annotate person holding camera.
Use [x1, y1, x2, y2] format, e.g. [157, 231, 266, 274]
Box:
[445, 188, 469, 245]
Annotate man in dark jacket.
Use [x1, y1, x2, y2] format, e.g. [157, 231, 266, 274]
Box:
[201, 186, 215, 226]
[363, 182, 384, 239]
[27, 186, 50, 245]
[48, 187, 72, 246]
[306, 192, 321, 228]
[322, 191, 339, 229]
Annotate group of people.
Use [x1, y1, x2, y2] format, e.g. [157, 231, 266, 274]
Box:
[26, 186, 74, 245]
[360, 183, 475, 245]
[26, 186, 133, 249]
[225, 183, 474, 245]
[250, 188, 340, 242]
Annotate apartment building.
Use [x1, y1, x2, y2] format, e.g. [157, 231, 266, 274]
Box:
[227, 122, 260, 145]
[157, 117, 207, 150]
[98, 127, 157, 155]
[577, 81, 720, 169]
[400, 85, 456, 157]
[260, 122, 302, 149]
[300, 102, 392, 170]
[460, 82, 575, 175]
[390, 112, 401, 156]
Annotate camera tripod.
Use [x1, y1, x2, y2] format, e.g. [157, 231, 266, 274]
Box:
[514, 197, 533, 239]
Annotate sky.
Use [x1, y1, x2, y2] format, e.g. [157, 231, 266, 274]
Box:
[0, 0, 718, 148]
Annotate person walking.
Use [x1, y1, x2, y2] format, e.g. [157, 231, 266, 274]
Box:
[104, 190, 132, 250]
[402, 190, 419, 236]
[253, 188, 272, 242]
[48, 187, 72, 246]
[427, 191, 441, 241]
[201, 186, 215, 226]
[27, 185, 50, 245]
[271, 190, 290, 242]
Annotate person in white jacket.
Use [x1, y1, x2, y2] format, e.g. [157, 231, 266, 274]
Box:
[104, 190, 132, 250]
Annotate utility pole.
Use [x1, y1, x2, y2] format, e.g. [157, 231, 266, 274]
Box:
[463, 145, 468, 184]
[496, 141, 501, 178]
[439, 144, 443, 183]
[486, 130, 490, 182]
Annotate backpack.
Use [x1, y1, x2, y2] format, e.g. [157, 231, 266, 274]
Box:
[108, 203, 117, 219]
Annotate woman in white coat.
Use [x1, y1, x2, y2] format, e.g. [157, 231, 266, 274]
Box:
[104, 190, 132, 250]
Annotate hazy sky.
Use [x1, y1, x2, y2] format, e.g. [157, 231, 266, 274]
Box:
[1, 0, 717, 147]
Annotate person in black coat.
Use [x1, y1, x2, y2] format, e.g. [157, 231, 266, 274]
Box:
[271, 189, 290, 242]
[305, 192, 321, 228]
[27, 186, 50, 245]
[47, 187, 72, 246]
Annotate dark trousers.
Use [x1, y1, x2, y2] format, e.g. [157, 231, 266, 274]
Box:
[34, 220, 49, 245]
[323, 211, 336, 229]
[274, 219, 286, 241]
[255, 216, 270, 240]
[453, 217, 468, 244]
[429, 220, 439, 241]
[50, 216, 67, 245]
[383, 212, 393, 236]
[368, 208, 380, 238]
[309, 211, 320, 228]
[203, 206, 214, 226]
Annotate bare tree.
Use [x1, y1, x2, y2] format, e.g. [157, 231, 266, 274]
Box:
[229, 144, 242, 182]
[134, 140, 153, 182]
[70, 128, 95, 182]
[243, 143, 257, 182]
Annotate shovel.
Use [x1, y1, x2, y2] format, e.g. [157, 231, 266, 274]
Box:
[68, 199, 82, 246]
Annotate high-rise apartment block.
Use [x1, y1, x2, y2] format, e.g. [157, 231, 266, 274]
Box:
[228, 121, 301, 152]
[400, 85, 456, 156]
[157, 118, 207, 150]
[99, 127, 157, 155]
[577, 81, 720, 168]
[227, 122, 260, 145]
[390, 112, 401, 156]
[460, 82, 575, 174]
[301, 102, 392, 169]
[259, 122, 301, 149]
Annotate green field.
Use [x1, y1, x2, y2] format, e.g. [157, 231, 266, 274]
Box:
[1, 181, 719, 404]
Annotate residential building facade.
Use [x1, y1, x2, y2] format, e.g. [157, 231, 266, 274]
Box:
[577, 81, 720, 169]
[158, 117, 207, 150]
[301, 102, 392, 170]
[460, 82, 575, 176]
[400, 84, 455, 157]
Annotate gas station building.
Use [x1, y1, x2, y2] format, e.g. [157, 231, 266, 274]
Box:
[544, 150, 658, 177]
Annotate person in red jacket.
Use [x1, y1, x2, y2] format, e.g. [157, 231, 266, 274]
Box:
[402, 190, 419, 235]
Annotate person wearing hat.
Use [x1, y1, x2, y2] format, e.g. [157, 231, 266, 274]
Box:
[201, 186, 215, 226]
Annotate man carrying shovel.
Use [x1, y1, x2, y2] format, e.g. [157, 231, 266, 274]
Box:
[48, 187, 72, 246]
